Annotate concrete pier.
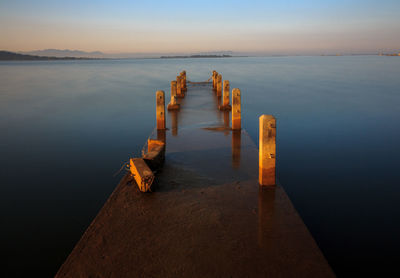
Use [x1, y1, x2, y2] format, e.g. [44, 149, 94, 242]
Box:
[56, 75, 335, 278]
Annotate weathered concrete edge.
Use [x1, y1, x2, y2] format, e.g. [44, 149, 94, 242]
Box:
[55, 173, 133, 277]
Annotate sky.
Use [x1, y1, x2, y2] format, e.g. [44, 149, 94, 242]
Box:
[0, 0, 399, 55]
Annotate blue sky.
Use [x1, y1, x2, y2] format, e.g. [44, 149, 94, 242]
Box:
[1, 0, 399, 54]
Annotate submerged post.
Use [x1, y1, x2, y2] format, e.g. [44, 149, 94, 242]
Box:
[231, 88, 241, 130]
[259, 115, 276, 186]
[156, 90, 165, 130]
[216, 74, 222, 96]
[223, 80, 230, 107]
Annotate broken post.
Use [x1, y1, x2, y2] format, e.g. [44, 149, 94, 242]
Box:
[156, 90, 165, 130]
[167, 80, 179, 110]
[144, 139, 165, 170]
[216, 74, 222, 96]
[129, 158, 154, 192]
[259, 115, 276, 186]
[231, 88, 241, 130]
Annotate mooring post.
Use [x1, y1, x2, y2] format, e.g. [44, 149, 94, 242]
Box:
[167, 80, 179, 110]
[181, 73, 185, 92]
[231, 88, 241, 130]
[156, 90, 165, 130]
[223, 80, 230, 107]
[259, 115, 276, 186]
[176, 75, 183, 98]
[212, 71, 217, 88]
[182, 70, 187, 91]
[217, 74, 222, 96]
[214, 71, 219, 89]
[171, 80, 177, 104]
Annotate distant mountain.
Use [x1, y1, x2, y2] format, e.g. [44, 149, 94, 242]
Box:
[0, 50, 96, 60]
[13, 49, 238, 59]
[160, 54, 233, 59]
[21, 49, 105, 58]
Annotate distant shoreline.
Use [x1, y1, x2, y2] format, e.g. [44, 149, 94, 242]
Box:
[1, 50, 399, 61]
[0, 51, 101, 61]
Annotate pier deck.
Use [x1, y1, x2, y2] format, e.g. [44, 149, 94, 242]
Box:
[56, 82, 335, 277]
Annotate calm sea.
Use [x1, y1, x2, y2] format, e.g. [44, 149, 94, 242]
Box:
[1, 56, 399, 277]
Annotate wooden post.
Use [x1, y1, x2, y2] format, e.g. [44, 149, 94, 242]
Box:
[214, 71, 219, 89]
[182, 70, 187, 91]
[129, 158, 154, 192]
[167, 81, 179, 110]
[216, 74, 222, 96]
[157, 129, 166, 144]
[223, 80, 230, 107]
[212, 71, 217, 88]
[144, 139, 165, 170]
[171, 81, 177, 104]
[259, 115, 276, 186]
[231, 88, 241, 130]
[180, 73, 185, 92]
[176, 76, 183, 98]
[156, 90, 165, 130]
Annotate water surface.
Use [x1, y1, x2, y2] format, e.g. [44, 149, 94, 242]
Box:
[1, 56, 399, 277]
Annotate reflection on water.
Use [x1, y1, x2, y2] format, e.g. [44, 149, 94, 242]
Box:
[1, 56, 400, 276]
[232, 130, 241, 168]
[258, 186, 276, 249]
[169, 110, 178, 136]
[223, 111, 230, 128]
